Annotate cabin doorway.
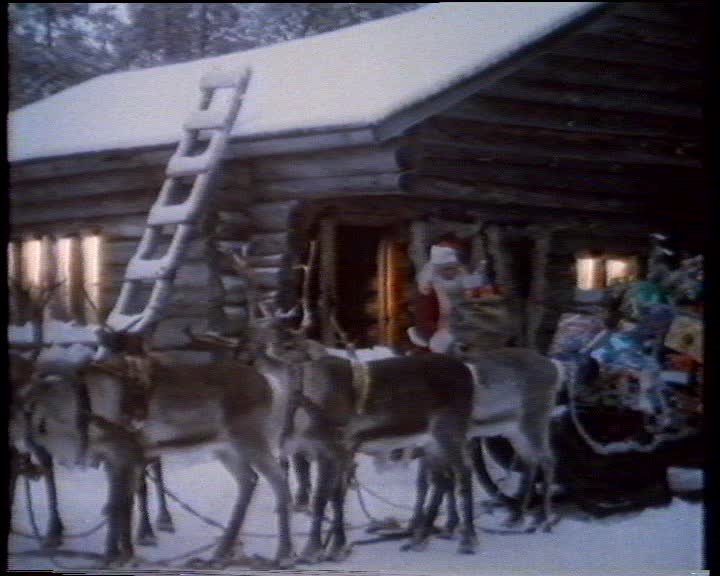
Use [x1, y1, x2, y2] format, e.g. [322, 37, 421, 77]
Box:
[317, 221, 412, 348]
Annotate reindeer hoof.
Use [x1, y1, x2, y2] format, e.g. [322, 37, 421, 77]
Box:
[299, 545, 325, 564]
[437, 527, 457, 540]
[136, 532, 157, 547]
[325, 545, 352, 562]
[457, 536, 478, 555]
[155, 516, 175, 533]
[186, 556, 230, 569]
[400, 538, 429, 552]
[103, 551, 134, 568]
[41, 534, 63, 549]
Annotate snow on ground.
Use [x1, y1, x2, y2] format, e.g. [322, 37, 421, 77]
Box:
[8, 453, 704, 575]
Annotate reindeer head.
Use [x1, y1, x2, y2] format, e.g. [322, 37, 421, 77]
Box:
[256, 305, 323, 364]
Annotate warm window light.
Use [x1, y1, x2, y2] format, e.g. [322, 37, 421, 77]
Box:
[576, 257, 601, 290]
[21, 238, 43, 288]
[57, 237, 76, 313]
[606, 258, 629, 285]
[81, 234, 102, 319]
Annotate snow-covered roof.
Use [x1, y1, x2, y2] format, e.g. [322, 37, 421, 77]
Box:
[8, 2, 602, 163]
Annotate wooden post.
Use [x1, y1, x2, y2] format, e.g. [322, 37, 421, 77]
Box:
[318, 218, 337, 346]
[526, 227, 552, 351]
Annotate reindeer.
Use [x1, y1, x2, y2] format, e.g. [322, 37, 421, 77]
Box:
[15, 330, 295, 569]
[8, 282, 176, 551]
[264, 323, 479, 561]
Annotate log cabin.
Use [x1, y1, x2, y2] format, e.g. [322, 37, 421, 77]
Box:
[8, 2, 707, 358]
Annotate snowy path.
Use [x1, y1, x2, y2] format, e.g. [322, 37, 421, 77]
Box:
[8, 454, 704, 575]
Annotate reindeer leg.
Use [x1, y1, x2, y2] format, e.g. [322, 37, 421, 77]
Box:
[103, 463, 136, 566]
[300, 455, 335, 563]
[438, 421, 477, 554]
[402, 464, 449, 552]
[211, 452, 257, 565]
[325, 459, 351, 562]
[32, 445, 64, 549]
[251, 450, 295, 568]
[150, 459, 174, 532]
[439, 474, 460, 539]
[135, 471, 156, 546]
[293, 453, 312, 513]
[408, 456, 430, 532]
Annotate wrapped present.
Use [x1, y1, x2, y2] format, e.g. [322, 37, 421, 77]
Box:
[664, 314, 703, 363]
[549, 313, 607, 355]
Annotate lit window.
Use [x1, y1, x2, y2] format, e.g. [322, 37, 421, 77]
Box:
[576, 254, 638, 290]
[81, 234, 103, 322]
[9, 233, 103, 323]
[21, 238, 44, 288]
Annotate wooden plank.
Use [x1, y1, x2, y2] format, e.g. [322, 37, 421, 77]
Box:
[478, 77, 702, 119]
[251, 142, 401, 181]
[255, 173, 403, 201]
[550, 32, 701, 72]
[408, 176, 647, 214]
[419, 117, 701, 167]
[517, 53, 703, 96]
[444, 95, 703, 138]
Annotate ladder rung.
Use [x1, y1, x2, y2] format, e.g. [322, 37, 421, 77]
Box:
[124, 257, 174, 281]
[166, 154, 213, 177]
[200, 68, 251, 90]
[183, 109, 231, 131]
[147, 202, 197, 226]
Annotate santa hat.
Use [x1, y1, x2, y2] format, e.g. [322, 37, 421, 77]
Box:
[430, 245, 459, 265]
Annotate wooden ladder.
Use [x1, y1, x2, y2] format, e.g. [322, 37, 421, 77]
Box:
[106, 67, 251, 334]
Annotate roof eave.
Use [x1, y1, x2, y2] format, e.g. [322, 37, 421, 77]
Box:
[373, 2, 616, 142]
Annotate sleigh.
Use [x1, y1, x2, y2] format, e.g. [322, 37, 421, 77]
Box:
[472, 311, 704, 521]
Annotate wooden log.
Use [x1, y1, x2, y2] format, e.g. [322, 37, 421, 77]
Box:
[251, 142, 402, 181]
[247, 200, 299, 232]
[104, 237, 207, 266]
[478, 77, 702, 119]
[419, 117, 701, 167]
[10, 128, 377, 183]
[105, 260, 215, 289]
[517, 53, 702, 97]
[10, 148, 173, 184]
[150, 317, 212, 349]
[416, 142, 704, 177]
[249, 232, 289, 257]
[550, 32, 701, 72]
[585, 12, 701, 50]
[443, 95, 703, 138]
[11, 191, 156, 226]
[10, 168, 165, 206]
[248, 266, 282, 290]
[407, 176, 647, 214]
[615, 3, 700, 27]
[417, 157, 658, 198]
[255, 173, 403, 201]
